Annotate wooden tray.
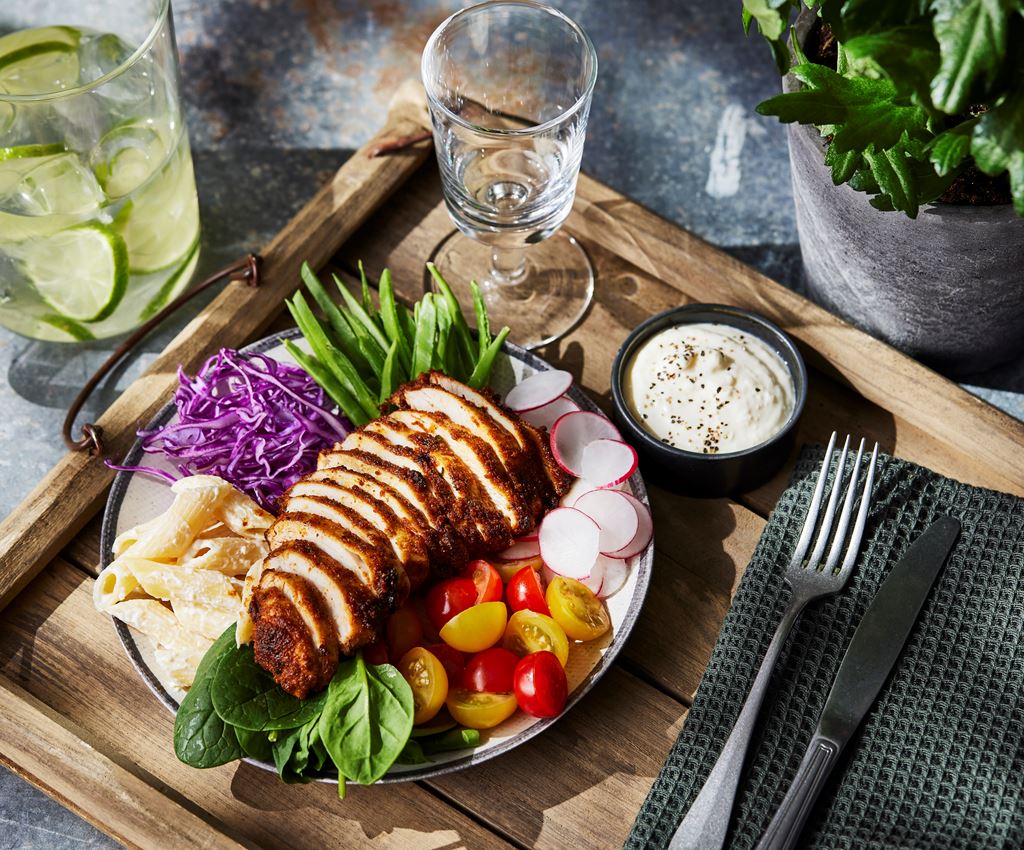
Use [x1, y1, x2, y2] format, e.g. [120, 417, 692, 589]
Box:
[2, 83, 1023, 850]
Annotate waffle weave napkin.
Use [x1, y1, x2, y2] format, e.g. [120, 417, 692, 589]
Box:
[626, 446, 1024, 850]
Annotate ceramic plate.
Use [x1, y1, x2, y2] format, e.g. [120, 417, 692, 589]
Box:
[101, 328, 654, 783]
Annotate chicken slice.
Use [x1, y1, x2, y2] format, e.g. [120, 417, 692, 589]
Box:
[257, 542, 378, 655]
[267, 513, 408, 610]
[250, 571, 338, 699]
[426, 371, 571, 506]
[389, 408, 532, 537]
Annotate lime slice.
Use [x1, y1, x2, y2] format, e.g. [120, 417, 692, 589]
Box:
[139, 237, 200, 321]
[0, 143, 67, 161]
[40, 312, 96, 341]
[93, 120, 169, 198]
[116, 141, 200, 273]
[0, 26, 81, 95]
[16, 222, 128, 322]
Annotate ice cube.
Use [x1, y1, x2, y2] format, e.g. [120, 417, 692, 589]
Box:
[1, 152, 103, 216]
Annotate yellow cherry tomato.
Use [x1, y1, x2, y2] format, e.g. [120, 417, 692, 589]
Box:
[445, 687, 518, 730]
[545, 576, 611, 642]
[398, 647, 449, 726]
[501, 609, 570, 666]
[493, 554, 544, 584]
[439, 601, 508, 653]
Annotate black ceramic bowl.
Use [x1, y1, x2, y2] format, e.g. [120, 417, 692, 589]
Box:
[610, 304, 807, 497]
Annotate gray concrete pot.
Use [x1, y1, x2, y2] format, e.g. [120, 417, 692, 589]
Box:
[786, 13, 1024, 375]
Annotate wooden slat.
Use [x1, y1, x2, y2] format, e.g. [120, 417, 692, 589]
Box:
[0, 81, 432, 612]
[0, 560, 514, 850]
[0, 675, 254, 850]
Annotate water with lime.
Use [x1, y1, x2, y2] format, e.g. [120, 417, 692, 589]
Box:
[0, 7, 199, 342]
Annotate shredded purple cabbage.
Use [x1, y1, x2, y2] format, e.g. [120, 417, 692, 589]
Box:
[108, 348, 350, 510]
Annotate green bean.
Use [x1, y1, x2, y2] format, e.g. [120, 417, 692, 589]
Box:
[467, 325, 510, 389]
[427, 263, 475, 376]
[412, 292, 437, 379]
[471, 280, 490, 359]
[288, 293, 380, 421]
[281, 340, 365, 426]
[434, 301, 452, 371]
[332, 273, 391, 359]
[377, 268, 413, 375]
[379, 339, 399, 404]
[358, 260, 376, 318]
[300, 263, 373, 378]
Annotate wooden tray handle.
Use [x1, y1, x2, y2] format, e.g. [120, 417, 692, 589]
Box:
[0, 80, 433, 611]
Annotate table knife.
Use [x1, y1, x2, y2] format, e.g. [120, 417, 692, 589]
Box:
[753, 514, 961, 850]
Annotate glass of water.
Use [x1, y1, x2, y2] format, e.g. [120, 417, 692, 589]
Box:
[422, 0, 597, 349]
[0, 0, 199, 342]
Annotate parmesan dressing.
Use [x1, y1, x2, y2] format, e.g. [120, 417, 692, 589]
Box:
[624, 322, 795, 454]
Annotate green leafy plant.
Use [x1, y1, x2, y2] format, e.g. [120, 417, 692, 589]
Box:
[744, 0, 1024, 216]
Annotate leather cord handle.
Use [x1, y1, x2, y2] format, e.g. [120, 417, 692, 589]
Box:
[62, 253, 261, 456]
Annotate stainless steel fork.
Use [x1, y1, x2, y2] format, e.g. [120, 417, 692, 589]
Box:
[669, 433, 878, 850]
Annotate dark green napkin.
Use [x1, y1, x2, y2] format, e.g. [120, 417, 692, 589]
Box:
[627, 446, 1024, 849]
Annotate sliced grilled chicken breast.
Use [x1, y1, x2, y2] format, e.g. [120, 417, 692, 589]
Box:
[250, 571, 338, 699]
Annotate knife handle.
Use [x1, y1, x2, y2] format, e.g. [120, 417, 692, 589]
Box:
[754, 734, 841, 850]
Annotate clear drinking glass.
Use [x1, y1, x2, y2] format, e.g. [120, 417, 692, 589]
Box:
[0, 0, 199, 342]
[422, 0, 597, 349]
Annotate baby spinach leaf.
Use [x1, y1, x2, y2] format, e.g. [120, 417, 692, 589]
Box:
[173, 626, 243, 768]
[319, 656, 414, 785]
[234, 727, 274, 763]
[396, 738, 431, 765]
[271, 724, 313, 784]
[211, 642, 327, 732]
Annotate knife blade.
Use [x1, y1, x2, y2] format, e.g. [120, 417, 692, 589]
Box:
[754, 514, 961, 850]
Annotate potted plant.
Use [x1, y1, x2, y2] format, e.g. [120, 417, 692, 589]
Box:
[744, 0, 1024, 375]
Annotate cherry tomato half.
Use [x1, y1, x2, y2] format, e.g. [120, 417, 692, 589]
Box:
[463, 646, 520, 694]
[446, 687, 518, 730]
[493, 554, 544, 584]
[465, 559, 503, 603]
[386, 601, 424, 661]
[545, 576, 611, 642]
[422, 642, 467, 685]
[399, 647, 449, 725]
[439, 601, 508, 653]
[426, 577, 478, 632]
[506, 565, 550, 615]
[502, 609, 570, 666]
[514, 651, 568, 718]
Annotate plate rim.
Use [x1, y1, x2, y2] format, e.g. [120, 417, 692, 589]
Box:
[100, 328, 654, 784]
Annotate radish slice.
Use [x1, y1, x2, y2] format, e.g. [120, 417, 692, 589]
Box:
[505, 370, 573, 412]
[521, 395, 580, 431]
[597, 557, 629, 598]
[579, 561, 604, 595]
[606, 493, 653, 559]
[499, 539, 541, 560]
[559, 476, 600, 507]
[538, 507, 600, 579]
[580, 439, 639, 488]
[550, 411, 623, 477]
[573, 488, 640, 554]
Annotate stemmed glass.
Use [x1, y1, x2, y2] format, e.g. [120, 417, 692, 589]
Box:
[421, 0, 598, 349]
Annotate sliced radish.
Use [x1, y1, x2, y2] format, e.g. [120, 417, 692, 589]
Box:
[606, 493, 653, 559]
[521, 395, 580, 431]
[499, 538, 541, 560]
[538, 507, 600, 579]
[596, 556, 630, 598]
[579, 561, 604, 595]
[550, 411, 623, 477]
[573, 488, 640, 554]
[580, 439, 638, 489]
[505, 369, 573, 412]
[559, 476, 600, 507]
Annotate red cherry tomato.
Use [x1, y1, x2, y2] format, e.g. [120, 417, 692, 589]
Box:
[422, 642, 467, 685]
[465, 559, 503, 604]
[363, 638, 389, 666]
[463, 646, 520, 694]
[514, 651, 568, 718]
[425, 577, 478, 632]
[386, 602, 423, 661]
[506, 565, 550, 615]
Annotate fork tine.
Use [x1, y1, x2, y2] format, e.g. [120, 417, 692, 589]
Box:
[790, 431, 837, 567]
[836, 442, 878, 578]
[823, 438, 865, 574]
[806, 434, 850, 568]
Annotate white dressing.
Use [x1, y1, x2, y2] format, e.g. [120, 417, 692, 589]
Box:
[624, 322, 794, 454]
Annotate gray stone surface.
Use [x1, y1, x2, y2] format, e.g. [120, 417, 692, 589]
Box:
[1, 2, 1021, 848]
